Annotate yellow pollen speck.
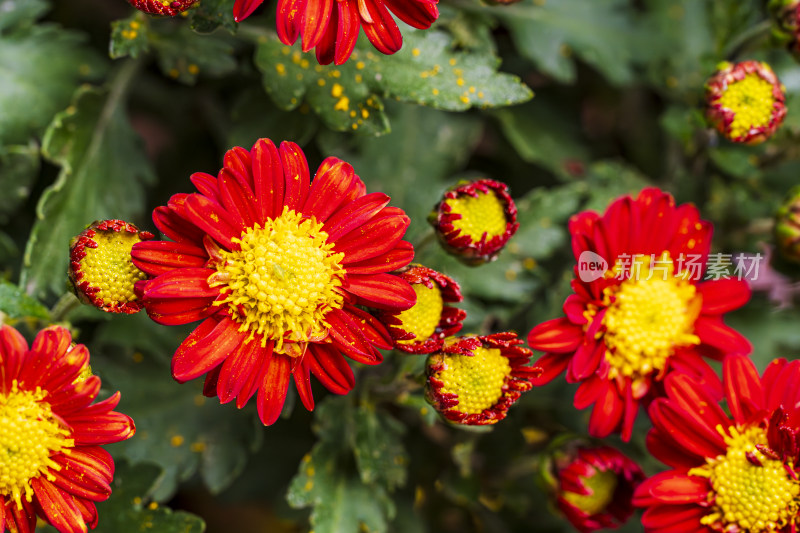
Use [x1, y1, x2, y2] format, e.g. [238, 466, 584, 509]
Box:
[130, 20, 141, 29]
[317, 78, 325, 86]
[0, 384, 73, 509]
[717, 72, 776, 140]
[148, 502, 158, 510]
[412, 48, 421, 57]
[188, 64, 199, 75]
[445, 189, 508, 240]
[396, 283, 444, 345]
[304, 480, 313, 491]
[210, 207, 345, 353]
[170, 435, 184, 447]
[478, 91, 484, 99]
[436, 347, 511, 415]
[335, 97, 350, 111]
[352, 123, 358, 130]
[349, 110, 357, 118]
[432, 88, 439, 95]
[169, 68, 179, 79]
[282, 46, 291, 55]
[132, 352, 144, 363]
[331, 83, 344, 98]
[133, 497, 142, 506]
[296, 73, 303, 81]
[292, 51, 301, 64]
[523, 258, 536, 270]
[355, 74, 363, 83]
[190, 441, 206, 453]
[331, 70, 341, 78]
[469, 86, 476, 93]
[361, 109, 369, 119]
[193, 394, 205, 406]
[602, 253, 700, 383]
[315, 65, 324, 73]
[456, 78, 465, 87]
[300, 59, 310, 69]
[356, 61, 365, 70]
[276, 63, 286, 76]
[449, 58, 457, 66]
[692, 425, 800, 532]
[460, 95, 470, 104]
[505, 269, 517, 281]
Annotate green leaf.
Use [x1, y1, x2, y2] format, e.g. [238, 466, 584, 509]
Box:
[227, 89, 319, 149]
[318, 101, 482, 242]
[110, 12, 150, 60]
[0, 279, 50, 321]
[151, 22, 237, 84]
[187, 0, 237, 33]
[21, 69, 155, 301]
[0, 0, 50, 34]
[0, 143, 39, 222]
[493, 0, 638, 84]
[493, 100, 589, 179]
[255, 28, 531, 134]
[0, 24, 104, 145]
[89, 313, 264, 500]
[287, 398, 396, 533]
[352, 405, 408, 490]
[43, 460, 206, 533]
[510, 186, 581, 261]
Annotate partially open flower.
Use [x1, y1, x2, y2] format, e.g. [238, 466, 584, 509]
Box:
[378, 265, 466, 354]
[425, 333, 539, 425]
[0, 324, 135, 533]
[544, 442, 644, 533]
[705, 60, 787, 144]
[775, 186, 800, 264]
[127, 0, 198, 16]
[769, 0, 800, 59]
[69, 219, 154, 314]
[429, 179, 519, 265]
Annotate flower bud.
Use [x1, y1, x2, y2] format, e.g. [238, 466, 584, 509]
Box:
[378, 265, 466, 354]
[425, 333, 539, 425]
[127, 0, 198, 16]
[429, 179, 519, 265]
[543, 441, 644, 533]
[775, 186, 800, 264]
[69, 220, 154, 314]
[705, 60, 787, 144]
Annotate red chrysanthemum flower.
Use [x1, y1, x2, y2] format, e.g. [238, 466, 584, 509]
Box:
[425, 332, 539, 425]
[705, 60, 787, 145]
[428, 179, 519, 265]
[233, 0, 439, 65]
[377, 265, 466, 354]
[69, 219, 154, 314]
[0, 324, 135, 533]
[527, 188, 752, 441]
[131, 138, 416, 426]
[546, 443, 644, 533]
[634, 354, 800, 532]
[127, 0, 198, 16]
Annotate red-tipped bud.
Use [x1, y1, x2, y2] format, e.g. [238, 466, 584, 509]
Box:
[127, 0, 198, 16]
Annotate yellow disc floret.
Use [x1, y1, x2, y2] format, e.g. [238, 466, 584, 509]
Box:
[210, 207, 345, 352]
[602, 254, 700, 383]
[79, 230, 147, 306]
[395, 283, 444, 345]
[437, 346, 511, 415]
[718, 73, 776, 141]
[0, 384, 73, 509]
[691, 425, 800, 532]
[562, 468, 618, 516]
[446, 191, 508, 240]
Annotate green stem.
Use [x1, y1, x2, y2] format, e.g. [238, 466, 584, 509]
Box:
[413, 229, 437, 257]
[50, 293, 82, 323]
[724, 20, 773, 60]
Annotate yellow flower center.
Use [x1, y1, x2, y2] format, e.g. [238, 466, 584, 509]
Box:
[717, 73, 775, 140]
[602, 254, 700, 383]
[395, 283, 444, 345]
[445, 190, 508, 240]
[562, 468, 618, 516]
[79, 230, 148, 305]
[437, 346, 511, 415]
[210, 207, 345, 352]
[691, 425, 800, 532]
[0, 384, 73, 509]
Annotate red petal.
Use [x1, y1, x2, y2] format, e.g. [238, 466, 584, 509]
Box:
[360, 0, 402, 54]
[153, 204, 205, 245]
[190, 172, 220, 203]
[333, 0, 360, 65]
[300, 0, 334, 51]
[345, 273, 415, 310]
[257, 353, 291, 425]
[294, 360, 315, 411]
[698, 278, 751, 314]
[182, 194, 242, 249]
[343, 240, 414, 275]
[587, 380, 624, 438]
[143, 268, 217, 299]
[694, 316, 752, 355]
[218, 170, 258, 229]
[326, 308, 382, 364]
[314, 2, 338, 65]
[644, 472, 708, 504]
[384, 0, 437, 28]
[251, 138, 285, 222]
[237, 343, 273, 409]
[335, 207, 410, 263]
[0, 325, 27, 391]
[223, 146, 255, 191]
[131, 241, 207, 276]
[276, 0, 303, 44]
[641, 504, 708, 533]
[567, 340, 603, 382]
[343, 305, 393, 349]
[143, 296, 217, 326]
[279, 141, 311, 211]
[324, 192, 391, 241]
[233, 0, 264, 21]
[645, 428, 702, 469]
[304, 159, 357, 222]
[30, 478, 85, 533]
[664, 373, 729, 432]
[216, 339, 261, 404]
[307, 344, 355, 393]
[49, 455, 111, 502]
[527, 317, 583, 353]
[649, 399, 725, 459]
[723, 354, 764, 425]
[172, 317, 246, 381]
